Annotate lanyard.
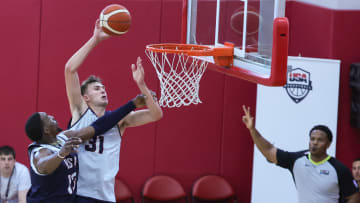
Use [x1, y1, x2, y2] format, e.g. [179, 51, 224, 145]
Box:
[1, 165, 15, 202]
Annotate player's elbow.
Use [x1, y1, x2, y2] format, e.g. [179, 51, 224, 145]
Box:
[265, 156, 277, 164]
[64, 62, 76, 74]
[158, 110, 163, 120]
[153, 109, 163, 121]
[151, 108, 163, 121]
[64, 62, 71, 72]
[36, 165, 49, 175]
[264, 147, 278, 164]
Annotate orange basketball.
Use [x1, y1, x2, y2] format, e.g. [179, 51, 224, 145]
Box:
[99, 4, 131, 36]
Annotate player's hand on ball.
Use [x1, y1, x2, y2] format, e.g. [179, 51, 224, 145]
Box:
[99, 4, 131, 36]
[93, 19, 111, 42]
[242, 105, 254, 130]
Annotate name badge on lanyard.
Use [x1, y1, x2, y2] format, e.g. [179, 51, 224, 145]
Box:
[1, 166, 15, 203]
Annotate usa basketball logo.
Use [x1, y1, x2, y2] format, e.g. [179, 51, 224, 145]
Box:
[283, 67, 312, 103]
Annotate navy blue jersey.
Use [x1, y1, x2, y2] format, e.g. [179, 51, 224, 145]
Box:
[27, 133, 78, 203]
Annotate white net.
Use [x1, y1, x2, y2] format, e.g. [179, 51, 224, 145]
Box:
[145, 49, 208, 108]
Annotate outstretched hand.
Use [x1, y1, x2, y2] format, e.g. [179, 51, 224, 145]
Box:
[131, 57, 145, 86]
[242, 105, 255, 130]
[58, 137, 82, 158]
[93, 19, 111, 42]
[132, 90, 158, 108]
[133, 94, 146, 108]
[149, 90, 158, 102]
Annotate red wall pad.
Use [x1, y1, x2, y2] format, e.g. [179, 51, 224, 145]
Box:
[0, 0, 41, 165]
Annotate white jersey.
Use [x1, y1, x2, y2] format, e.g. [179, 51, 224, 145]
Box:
[0, 162, 31, 203]
[69, 108, 121, 202]
[277, 149, 358, 203]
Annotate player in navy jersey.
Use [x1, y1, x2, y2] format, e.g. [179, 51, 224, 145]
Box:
[65, 20, 163, 203]
[241, 105, 360, 203]
[24, 94, 146, 203]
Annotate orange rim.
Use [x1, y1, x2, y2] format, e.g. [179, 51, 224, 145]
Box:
[146, 43, 234, 57]
[146, 43, 234, 66]
[146, 43, 213, 56]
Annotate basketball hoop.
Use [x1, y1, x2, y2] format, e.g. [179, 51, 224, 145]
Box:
[145, 43, 233, 108]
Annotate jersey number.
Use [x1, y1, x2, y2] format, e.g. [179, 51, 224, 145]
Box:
[85, 136, 104, 154]
[67, 172, 77, 194]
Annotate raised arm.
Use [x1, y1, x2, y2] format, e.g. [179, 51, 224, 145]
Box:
[120, 57, 163, 131]
[64, 19, 110, 118]
[242, 105, 278, 164]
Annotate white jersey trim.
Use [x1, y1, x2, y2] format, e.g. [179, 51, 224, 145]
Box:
[29, 134, 67, 176]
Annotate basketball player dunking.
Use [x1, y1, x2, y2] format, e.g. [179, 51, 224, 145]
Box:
[65, 20, 163, 203]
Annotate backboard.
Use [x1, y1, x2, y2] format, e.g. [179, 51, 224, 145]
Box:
[182, 0, 289, 86]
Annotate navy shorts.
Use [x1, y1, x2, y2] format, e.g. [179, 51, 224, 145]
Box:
[27, 195, 75, 203]
[74, 195, 114, 203]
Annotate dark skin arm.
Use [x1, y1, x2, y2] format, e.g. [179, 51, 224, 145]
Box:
[63, 125, 96, 143]
[33, 125, 98, 174]
[242, 105, 278, 163]
[33, 137, 82, 175]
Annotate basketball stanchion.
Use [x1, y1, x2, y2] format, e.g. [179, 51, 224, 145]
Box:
[145, 43, 233, 108]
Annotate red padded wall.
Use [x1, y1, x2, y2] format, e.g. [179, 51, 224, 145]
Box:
[221, 76, 257, 202]
[286, 2, 334, 58]
[0, 0, 41, 165]
[331, 9, 360, 166]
